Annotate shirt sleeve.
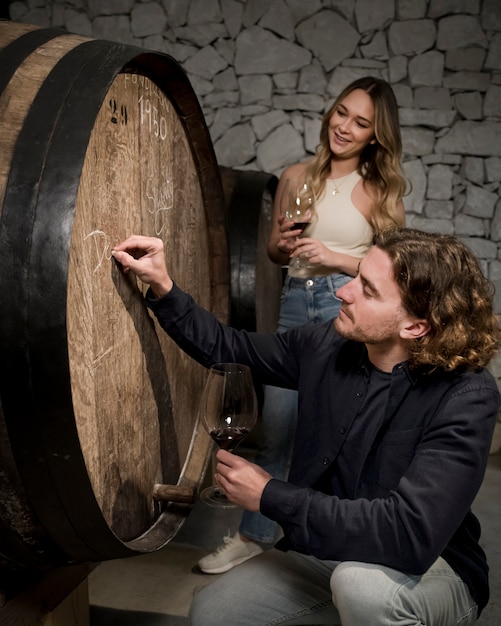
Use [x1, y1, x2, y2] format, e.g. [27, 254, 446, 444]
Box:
[145, 283, 299, 389]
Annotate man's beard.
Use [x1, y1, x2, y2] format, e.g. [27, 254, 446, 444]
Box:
[334, 315, 398, 345]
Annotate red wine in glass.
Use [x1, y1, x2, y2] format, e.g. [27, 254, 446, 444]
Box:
[291, 221, 310, 231]
[199, 363, 257, 508]
[210, 426, 250, 451]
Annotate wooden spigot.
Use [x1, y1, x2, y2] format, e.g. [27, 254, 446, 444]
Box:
[153, 484, 197, 504]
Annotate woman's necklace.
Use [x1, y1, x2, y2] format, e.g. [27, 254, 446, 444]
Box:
[329, 170, 357, 195]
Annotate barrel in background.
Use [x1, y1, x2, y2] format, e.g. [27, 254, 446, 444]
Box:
[219, 166, 282, 333]
[0, 21, 229, 570]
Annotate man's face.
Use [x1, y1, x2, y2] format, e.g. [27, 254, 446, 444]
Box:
[335, 246, 411, 347]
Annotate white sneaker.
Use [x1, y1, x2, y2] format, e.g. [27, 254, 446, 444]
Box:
[198, 532, 263, 574]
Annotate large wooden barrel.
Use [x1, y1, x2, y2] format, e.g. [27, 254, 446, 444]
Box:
[219, 167, 282, 333]
[0, 21, 229, 571]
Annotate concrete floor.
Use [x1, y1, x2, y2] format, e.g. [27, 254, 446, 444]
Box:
[88, 451, 501, 625]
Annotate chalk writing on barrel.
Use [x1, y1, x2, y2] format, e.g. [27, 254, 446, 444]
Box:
[139, 94, 167, 140]
[145, 176, 174, 235]
[84, 230, 112, 273]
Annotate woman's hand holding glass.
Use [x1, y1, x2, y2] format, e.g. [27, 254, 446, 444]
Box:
[281, 178, 316, 270]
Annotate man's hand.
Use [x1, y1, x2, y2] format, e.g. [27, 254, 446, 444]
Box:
[112, 235, 173, 298]
[214, 449, 272, 511]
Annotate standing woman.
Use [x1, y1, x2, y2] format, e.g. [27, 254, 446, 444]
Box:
[198, 76, 407, 574]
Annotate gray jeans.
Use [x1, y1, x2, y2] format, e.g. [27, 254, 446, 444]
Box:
[189, 549, 478, 625]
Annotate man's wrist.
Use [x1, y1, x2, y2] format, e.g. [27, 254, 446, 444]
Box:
[150, 277, 173, 298]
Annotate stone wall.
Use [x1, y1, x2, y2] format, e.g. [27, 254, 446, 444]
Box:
[7, 0, 501, 411]
[8, 2, 500, 256]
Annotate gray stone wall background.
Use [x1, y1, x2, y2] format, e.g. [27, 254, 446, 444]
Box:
[8, 0, 500, 272]
[7, 0, 501, 409]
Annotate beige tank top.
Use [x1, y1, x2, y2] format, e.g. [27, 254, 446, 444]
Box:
[288, 170, 373, 278]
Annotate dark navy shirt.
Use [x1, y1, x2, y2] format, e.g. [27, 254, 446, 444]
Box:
[318, 363, 392, 500]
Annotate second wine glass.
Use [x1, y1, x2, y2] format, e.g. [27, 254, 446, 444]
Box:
[283, 178, 316, 270]
[199, 363, 257, 508]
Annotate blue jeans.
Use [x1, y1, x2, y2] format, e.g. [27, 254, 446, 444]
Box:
[240, 273, 352, 544]
[189, 550, 478, 625]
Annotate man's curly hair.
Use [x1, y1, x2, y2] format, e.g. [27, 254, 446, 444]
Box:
[374, 228, 501, 371]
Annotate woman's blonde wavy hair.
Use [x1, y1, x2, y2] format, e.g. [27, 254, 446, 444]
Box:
[375, 228, 501, 371]
[305, 76, 407, 231]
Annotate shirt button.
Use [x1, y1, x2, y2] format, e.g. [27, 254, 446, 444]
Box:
[306, 279, 313, 287]
[322, 457, 329, 465]
[339, 427, 346, 434]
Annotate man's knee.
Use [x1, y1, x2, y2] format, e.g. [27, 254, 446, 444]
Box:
[330, 561, 361, 606]
[189, 582, 230, 626]
[330, 561, 392, 616]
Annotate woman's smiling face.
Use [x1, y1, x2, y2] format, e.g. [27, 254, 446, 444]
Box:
[328, 88, 376, 160]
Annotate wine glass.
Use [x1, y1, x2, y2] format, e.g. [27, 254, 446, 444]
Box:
[283, 178, 316, 270]
[199, 363, 258, 508]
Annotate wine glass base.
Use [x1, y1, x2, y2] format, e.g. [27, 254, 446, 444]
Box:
[199, 485, 240, 509]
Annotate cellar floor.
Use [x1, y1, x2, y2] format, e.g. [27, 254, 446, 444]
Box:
[88, 451, 501, 626]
